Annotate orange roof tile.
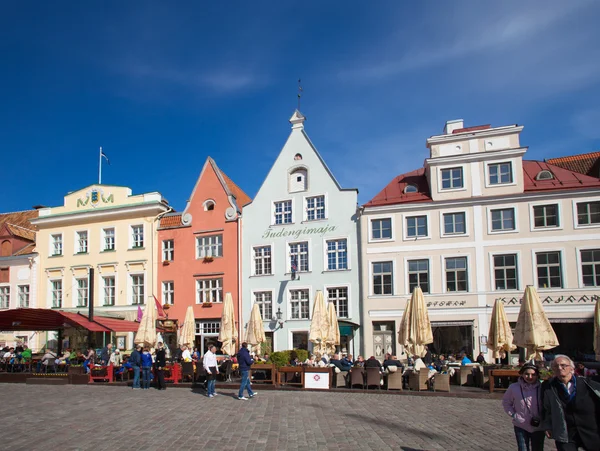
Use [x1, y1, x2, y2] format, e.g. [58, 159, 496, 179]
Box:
[546, 151, 600, 177]
[220, 171, 252, 207]
[159, 214, 183, 229]
[0, 210, 38, 241]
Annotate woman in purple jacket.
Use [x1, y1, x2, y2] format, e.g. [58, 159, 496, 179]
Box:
[502, 363, 545, 451]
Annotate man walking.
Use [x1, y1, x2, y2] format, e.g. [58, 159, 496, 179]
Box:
[203, 345, 219, 398]
[237, 342, 256, 400]
[155, 342, 167, 390]
[129, 345, 142, 389]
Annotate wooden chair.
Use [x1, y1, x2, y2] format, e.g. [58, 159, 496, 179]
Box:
[386, 371, 403, 391]
[349, 368, 365, 389]
[43, 358, 57, 373]
[434, 373, 450, 392]
[408, 370, 429, 391]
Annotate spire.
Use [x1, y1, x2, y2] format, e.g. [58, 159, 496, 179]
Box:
[289, 109, 306, 130]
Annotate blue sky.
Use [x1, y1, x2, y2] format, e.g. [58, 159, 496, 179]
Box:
[2, 1, 599, 213]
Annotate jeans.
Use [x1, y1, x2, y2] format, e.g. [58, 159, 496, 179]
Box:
[206, 370, 217, 396]
[238, 370, 254, 398]
[132, 366, 141, 388]
[514, 426, 545, 451]
[141, 366, 152, 389]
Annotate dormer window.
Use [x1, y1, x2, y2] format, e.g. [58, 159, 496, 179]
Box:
[536, 170, 554, 181]
[404, 184, 418, 194]
[289, 167, 308, 193]
[203, 200, 216, 211]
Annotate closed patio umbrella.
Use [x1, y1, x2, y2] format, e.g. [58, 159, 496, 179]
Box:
[487, 299, 516, 359]
[246, 303, 266, 355]
[134, 300, 157, 348]
[325, 302, 340, 355]
[594, 301, 600, 361]
[178, 306, 195, 348]
[309, 290, 329, 356]
[218, 292, 238, 356]
[397, 286, 433, 358]
[513, 285, 559, 361]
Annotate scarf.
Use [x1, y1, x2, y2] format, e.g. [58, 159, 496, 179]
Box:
[557, 375, 577, 404]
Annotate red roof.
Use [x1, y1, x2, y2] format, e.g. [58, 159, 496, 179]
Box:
[546, 151, 600, 177]
[364, 168, 431, 207]
[452, 124, 491, 134]
[159, 214, 183, 229]
[0, 309, 140, 332]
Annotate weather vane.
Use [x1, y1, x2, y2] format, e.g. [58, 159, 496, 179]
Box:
[297, 78, 303, 110]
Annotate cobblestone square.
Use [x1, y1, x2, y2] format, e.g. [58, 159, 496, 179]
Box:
[1, 384, 557, 451]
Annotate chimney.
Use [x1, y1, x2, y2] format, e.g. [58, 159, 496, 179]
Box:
[444, 119, 464, 135]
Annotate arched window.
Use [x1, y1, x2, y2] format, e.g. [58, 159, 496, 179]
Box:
[203, 200, 216, 211]
[289, 167, 308, 193]
[404, 184, 418, 194]
[536, 170, 554, 181]
[0, 240, 11, 256]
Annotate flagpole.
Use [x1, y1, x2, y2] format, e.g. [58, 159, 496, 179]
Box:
[99, 147, 102, 184]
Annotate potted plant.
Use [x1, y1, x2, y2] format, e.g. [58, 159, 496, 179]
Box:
[202, 256, 214, 262]
[201, 302, 212, 308]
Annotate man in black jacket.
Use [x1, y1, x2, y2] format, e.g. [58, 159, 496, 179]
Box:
[100, 343, 113, 365]
[542, 355, 600, 451]
[129, 345, 142, 389]
[237, 343, 255, 400]
[155, 342, 167, 390]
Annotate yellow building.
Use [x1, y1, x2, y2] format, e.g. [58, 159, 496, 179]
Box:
[31, 185, 170, 350]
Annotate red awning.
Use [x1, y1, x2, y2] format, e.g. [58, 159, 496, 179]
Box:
[60, 312, 111, 332]
[90, 316, 142, 332]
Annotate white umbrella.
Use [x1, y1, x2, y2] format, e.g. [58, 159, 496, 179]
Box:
[245, 303, 266, 355]
[178, 306, 195, 348]
[397, 287, 433, 358]
[134, 301, 157, 348]
[218, 292, 238, 356]
[487, 299, 517, 359]
[325, 302, 340, 355]
[309, 290, 329, 356]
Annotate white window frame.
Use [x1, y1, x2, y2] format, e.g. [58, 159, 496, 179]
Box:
[271, 198, 294, 226]
[403, 213, 431, 241]
[0, 286, 9, 309]
[532, 248, 565, 290]
[130, 273, 145, 305]
[529, 201, 562, 232]
[439, 166, 465, 191]
[440, 210, 469, 237]
[253, 290, 274, 320]
[288, 286, 311, 320]
[572, 198, 600, 229]
[489, 251, 522, 292]
[162, 239, 174, 262]
[323, 236, 350, 271]
[370, 259, 395, 296]
[102, 227, 116, 252]
[405, 257, 431, 294]
[195, 278, 223, 304]
[18, 285, 29, 308]
[196, 234, 223, 259]
[50, 233, 63, 256]
[162, 281, 174, 305]
[368, 215, 395, 243]
[324, 284, 351, 319]
[50, 279, 63, 308]
[75, 230, 89, 254]
[130, 224, 144, 249]
[76, 277, 89, 307]
[485, 161, 515, 187]
[487, 206, 519, 235]
[303, 193, 327, 222]
[252, 244, 273, 276]
[287, 240, 311, 273]
[103, 275, 116, 306]
[576, 246, 600, 288]
[441, 255, 469, 294]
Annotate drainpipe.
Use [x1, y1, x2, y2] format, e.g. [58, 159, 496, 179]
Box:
[237, 215, 243, 346]
[151, 204, 174, 298]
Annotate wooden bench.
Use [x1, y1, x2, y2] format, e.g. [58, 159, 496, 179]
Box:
[250, 363, 276, 385]
[277, 366, 304, 386]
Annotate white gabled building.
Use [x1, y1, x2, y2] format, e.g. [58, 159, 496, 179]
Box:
[242, 111, 361, 354]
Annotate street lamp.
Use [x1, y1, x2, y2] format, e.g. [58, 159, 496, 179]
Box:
[275, 307, 284, 330]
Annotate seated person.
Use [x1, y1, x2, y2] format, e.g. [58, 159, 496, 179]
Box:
[262, 354, 270, 362]
[39, 349, 57, 372]
[383, 355, 404, 372]
[329, 353, 352, 371]
[341, 354, 353, 367]
[434, 355, 447, 372]
[21, 346, 32, 363]
[304, 355, 317, 366]
[56, 349, 71, 365]
[354, 355, 365, 367]
[413, 355, 426, 372]
[181, 346, 192, 362]
[110, 348, 123, 367]
[364, 356, 383, 370]
[475, 352, 486, 364]
[460, 352, 472, 365]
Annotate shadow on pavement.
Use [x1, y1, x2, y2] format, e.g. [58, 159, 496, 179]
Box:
[342, 412, 445, 442]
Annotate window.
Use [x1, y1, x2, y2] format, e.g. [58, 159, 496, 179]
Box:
[289, 242, 309, 272]
[103, 276, 115, 306]
[103, 228, 115, 251]
[489, 162, 513, 185]
[443, 212, 466, 235]
[327, 287, 348, 318]
[536, 252, 562, 288]
[51, 234, 62, 256]
[162, 281, 174, 305]
[131, 225, 144, 248]
[404, 184, 418, 193]
[446, 257, 468, 292]
[290, 289, 309, 319]
[76, 231, 88, 253]
[203, 200, 215, 211]
[581, 249, 600, 287]
[372, 261, 393, 295]
[533, 205, 559, 228]
[0, 287, 9, 309]
[196, 278, 223, 303]
[51, 280, 62, 308]
[162, 239, 174, 261]
[76, 278, 89, 307]
[253, 246, 272, 276]
[274, 200, 293, 225]
[326, 239, 348, 270]
[491, 208, 515, 231]
[255, 291, 273, 319]
[131, 275, 144, 304]
[536, 170, 554, 181]
[406, 216, 428, 238]
[18, 285, 29, 308]
[196, 235, 223, 258]
[306, 195, 325, 221]
[494, 254, 518, 290]
[577, 201, 600, 226]
[441, 167, 463, 189]
[371, 218, 392, 240]
[196, 321, 221, 335]
[408, 259, 429, 293]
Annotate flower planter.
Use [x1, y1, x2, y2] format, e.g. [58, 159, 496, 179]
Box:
[68, 366, 85, 375]
[201, 303, 212, 308]
[202, 257, 214, 263]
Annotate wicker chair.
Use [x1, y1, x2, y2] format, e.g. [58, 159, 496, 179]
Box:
[365, 367, 382, 390]
[334, 371, 348, 388]
[386, 371, 403, 391]
[349, 368, 365, 389]
[434, 373, 450, 392]
[408, 370, 429, 391]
